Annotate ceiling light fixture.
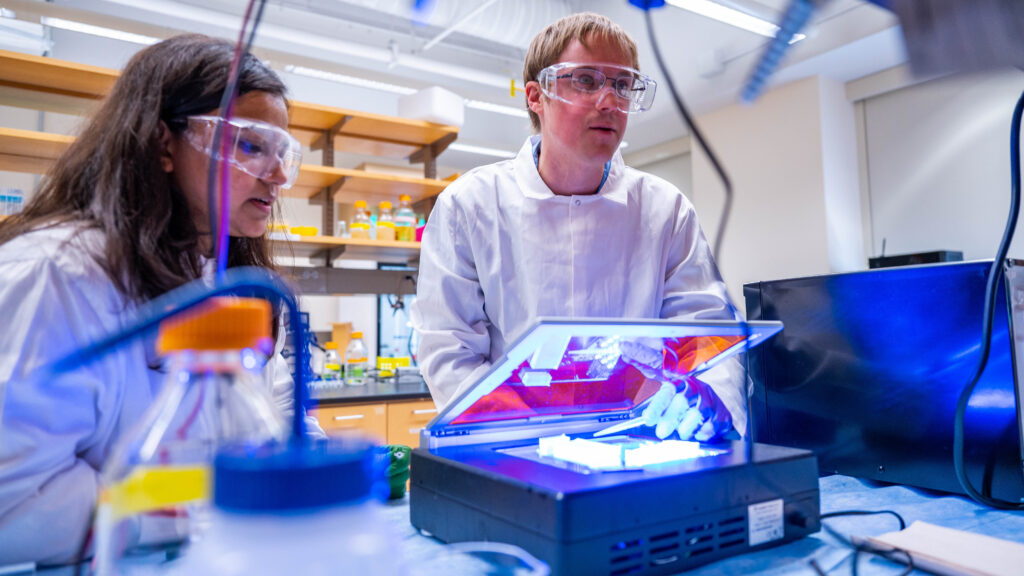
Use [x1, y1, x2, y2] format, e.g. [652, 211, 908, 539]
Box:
[285, 64, 417, 95]
[40, 16, 160, 45]
[464, 99, 529, 119]
[448, 143, 516, 158]
[665, 0, 805, 43]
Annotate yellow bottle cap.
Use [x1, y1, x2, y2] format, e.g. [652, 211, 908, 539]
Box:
[324, 341, 338, 350]
[157, 297, 272, 354]
[354, 200, 367, 208]
[352, 331, 363, 338]
[379, 201, 392, 210]
[399, 194, 411, 202]
[289, 226, 318, 236]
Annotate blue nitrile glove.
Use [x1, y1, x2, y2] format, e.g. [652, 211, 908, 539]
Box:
[640, 380, 734, 441]
[619, 338, 735, 441]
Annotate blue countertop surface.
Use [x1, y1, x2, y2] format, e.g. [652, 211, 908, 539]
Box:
[22, 474, 1024, 575]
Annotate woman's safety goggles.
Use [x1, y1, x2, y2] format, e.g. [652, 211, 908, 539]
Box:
[537, 62, 657, 114]
[184, 115, 302, 189]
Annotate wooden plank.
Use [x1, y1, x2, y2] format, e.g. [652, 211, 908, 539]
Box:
[0, 50, 116, 101]
[333, 171, 446, 205]
[0, 49, 459, 151]
[0, 127, 74, 173]
[289, 100, 458, 147]
[272, 235, 420, 263]
[285, 165, 448, 205]
[0, 128, 448, 205]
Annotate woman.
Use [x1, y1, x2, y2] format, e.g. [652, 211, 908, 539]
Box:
[0, 34, 309, 565]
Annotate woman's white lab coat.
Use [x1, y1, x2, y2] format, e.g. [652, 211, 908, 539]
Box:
[0, 223, 315, 565]
[411, 136, 744, 424]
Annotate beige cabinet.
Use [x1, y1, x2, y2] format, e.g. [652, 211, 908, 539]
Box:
[386, 399, 439, 449]
[311, 398, 437, 448]
[310, 403, 388, 443]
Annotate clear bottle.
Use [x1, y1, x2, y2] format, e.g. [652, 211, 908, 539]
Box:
[377, 201, 396, 242]
[345, 332, 369, 387]
[168, 438, 403, 576]
[322, 341, 343, 387]
[350, 200, 372, 240]
[94, 297, 286, 575]
[394, 195, 416, 242]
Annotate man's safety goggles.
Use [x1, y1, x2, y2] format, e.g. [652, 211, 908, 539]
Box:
[184, 115, 302, 189]
[537, 62, 657, 114]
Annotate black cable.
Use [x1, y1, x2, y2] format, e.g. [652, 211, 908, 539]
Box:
[821, 510, 906, 530]
[952, 87, 1024, 510]
[818, 510, 913, 576]
[208, 0, 265, 268]
[642, 8, 752, 457]
[643, 9, 734, 265]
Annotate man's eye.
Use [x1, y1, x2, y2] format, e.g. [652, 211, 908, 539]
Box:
[574, 72, 598, 88]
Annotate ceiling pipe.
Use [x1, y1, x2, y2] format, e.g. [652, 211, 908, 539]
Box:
[420, 0, 500, 53]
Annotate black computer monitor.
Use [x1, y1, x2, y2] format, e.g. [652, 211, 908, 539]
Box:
[744, 260, 1024, 502]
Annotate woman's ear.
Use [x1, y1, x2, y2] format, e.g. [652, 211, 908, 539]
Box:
[158, 121, 174, 173]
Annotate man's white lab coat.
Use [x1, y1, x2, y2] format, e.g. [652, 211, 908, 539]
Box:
[412, 136, 743, 424]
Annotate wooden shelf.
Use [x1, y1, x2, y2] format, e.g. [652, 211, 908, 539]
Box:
[0, 49, 458, 158]
[289, 101, 458, 158]
[0, 129, 450, 203]
[0, 127, 73, 173]
[0, 49, 117, 102]
[288, 164, 449, 205]
[272, 235, 420, 263]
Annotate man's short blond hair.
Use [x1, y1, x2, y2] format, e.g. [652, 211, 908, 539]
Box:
[523, 12, 639, 132]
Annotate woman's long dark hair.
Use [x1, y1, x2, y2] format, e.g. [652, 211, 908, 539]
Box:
[0, 34, 288, 304]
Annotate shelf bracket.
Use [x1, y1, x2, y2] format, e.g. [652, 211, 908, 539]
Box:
[409, 132, 457, 179]
[309, 244, 348, 266]
[310, 115, 352, 159]
[319, 186, 334, 240]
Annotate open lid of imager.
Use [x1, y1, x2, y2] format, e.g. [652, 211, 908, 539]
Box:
[426, 318, 783, 439]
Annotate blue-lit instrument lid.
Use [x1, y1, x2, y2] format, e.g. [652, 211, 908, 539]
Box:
[428, 318, 783, 431]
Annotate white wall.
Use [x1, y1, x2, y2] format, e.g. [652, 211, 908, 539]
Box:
[860, 69, 1024, 260]
[630, 152, 694, 203]
[691, 76, 856, 311]
[819, 76, 866, 273]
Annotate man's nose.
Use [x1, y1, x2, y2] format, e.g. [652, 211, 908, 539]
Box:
[594, 83, 619, 111]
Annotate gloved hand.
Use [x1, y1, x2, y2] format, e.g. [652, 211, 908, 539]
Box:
[640, 380, 734, 441]
[619, 338, 735, 441]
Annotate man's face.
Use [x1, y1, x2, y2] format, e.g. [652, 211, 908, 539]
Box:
[529, 38, 632, 170]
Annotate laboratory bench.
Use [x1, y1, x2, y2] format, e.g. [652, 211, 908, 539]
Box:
[26, 473, 1024, 575]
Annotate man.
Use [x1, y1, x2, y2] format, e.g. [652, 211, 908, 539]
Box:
[412, 12, 743, 441]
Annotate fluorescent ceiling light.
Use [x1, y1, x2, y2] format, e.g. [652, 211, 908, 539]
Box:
[448, 143, 516, 159]
[284, 66, 528, 121]
[40, 17, 159, 45]
[666, 0, 805, 43]
[285, 65, 417, 95]
[464, 99, 529, 119]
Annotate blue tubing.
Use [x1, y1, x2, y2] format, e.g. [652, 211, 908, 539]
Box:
[45, 266, 310, 441]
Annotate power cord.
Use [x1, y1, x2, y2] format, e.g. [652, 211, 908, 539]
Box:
[813, 510, 913, 576]
[951, 87, 1024, 510]
[211, 0, 268, 281]
[642, 6, 753, 461]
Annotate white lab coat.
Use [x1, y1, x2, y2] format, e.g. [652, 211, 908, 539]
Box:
[0, 223, 318, 565]
[411, 136, 745, 427]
